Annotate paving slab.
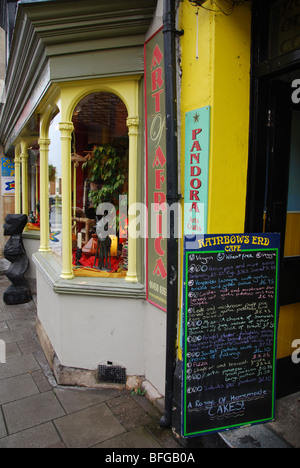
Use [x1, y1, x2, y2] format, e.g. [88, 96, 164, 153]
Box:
[7, 307, 36, 319]
[4, 342, 21, 359]
[0, 301, 36, 316]
[218, 391, 300, 449]
[54, 403, 126, 448]
[267, 392, 300, 448]
[0, 422, 63, 448]
[54, 387, 121, 414]
[0, 329, 23, 346]
[6, 317, 36, 332]
[0, 321, 9, 332]
[16, 331, 41, 355]
[2, 391, 65, 434]
[219, 424, 291, 449]
[0, 373, 39, 405]
[0, 309, 14, 321]
[0, 354, 40, 379]
[144, 420, 183, 449]
[30, 370, 52, 393]
[95, 426, 162, 449]
[0, 410, 7, 438]
[107, 393, 154, 431]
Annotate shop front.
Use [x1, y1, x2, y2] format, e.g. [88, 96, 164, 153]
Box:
[33, 76, 157, 388]
[173, 0, 299, 437]
[0, 0, 299, 438]
[0, 0, 169, 396]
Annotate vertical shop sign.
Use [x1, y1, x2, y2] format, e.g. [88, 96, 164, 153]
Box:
[1, 158, 15, 196]
[145, 28, 167, 312]
[184, 107, 210, 235]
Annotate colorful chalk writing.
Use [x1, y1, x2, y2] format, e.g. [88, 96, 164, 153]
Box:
[182, 234, 280, 438]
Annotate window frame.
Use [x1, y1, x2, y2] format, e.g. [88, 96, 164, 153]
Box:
[33, 76, 145, 291]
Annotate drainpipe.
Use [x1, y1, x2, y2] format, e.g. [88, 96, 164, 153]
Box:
[160, 0, 182, 428]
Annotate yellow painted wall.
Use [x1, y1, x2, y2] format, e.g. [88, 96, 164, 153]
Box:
[177, 1, 252, 355]
[284, 213, 300, 257]
[278, 214, 300, 359]
[178, 0, 252, 236]
[277, 303, 300, 359]
[178, 2, 300, 363]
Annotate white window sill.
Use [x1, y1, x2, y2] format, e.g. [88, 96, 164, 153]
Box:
[32, 251, 146, 299]
[23, 230, 40, 240]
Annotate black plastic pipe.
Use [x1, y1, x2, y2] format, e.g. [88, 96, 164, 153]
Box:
[160, 0, 180, 428]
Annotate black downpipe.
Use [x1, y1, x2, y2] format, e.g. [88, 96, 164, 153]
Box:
[160, 0, 180, 428]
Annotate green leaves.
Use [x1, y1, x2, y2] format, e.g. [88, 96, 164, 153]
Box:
[82, 137, 128, 207]
[49, 163, 57, 183]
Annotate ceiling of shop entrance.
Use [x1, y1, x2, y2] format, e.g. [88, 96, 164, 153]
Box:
[72, 92, 128, 138]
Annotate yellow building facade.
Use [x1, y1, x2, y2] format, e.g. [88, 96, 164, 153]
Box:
[177, 0, 300, 404]
[179, 2, 251, 234]
[0, 0, 299, 438]
[177, 2, 252, 351]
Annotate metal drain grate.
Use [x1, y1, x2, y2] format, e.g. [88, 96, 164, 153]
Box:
[98, 363, 126, 384]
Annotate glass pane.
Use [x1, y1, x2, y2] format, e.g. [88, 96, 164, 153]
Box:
[284, 110, 300, 257]
[49, 113, 62, 257]
[27, 145, 40, 230]
[71, 92, 129, 276]
[269, 0, 300, 59]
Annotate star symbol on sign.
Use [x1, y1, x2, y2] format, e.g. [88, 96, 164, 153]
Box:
[193, 113, 200, 123]
[5, 181, 15, 191]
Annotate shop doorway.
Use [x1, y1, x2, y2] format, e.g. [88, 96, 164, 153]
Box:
[246, 0, 300, 398]
[264, 76, 300, 302]
[265, 74, 300, 398]
[247, 69, 300, 398]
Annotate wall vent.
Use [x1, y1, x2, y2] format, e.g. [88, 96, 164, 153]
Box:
[98, 362, 126, 384]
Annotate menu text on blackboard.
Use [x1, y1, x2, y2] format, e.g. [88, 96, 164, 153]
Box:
[182, 234, 280, 438]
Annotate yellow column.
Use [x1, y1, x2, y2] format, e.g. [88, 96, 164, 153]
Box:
[20, 141, 29, 216]
[38, 138, 51, 252]
[59, 122, 74, 280]
[125, 116, 139, 283]
[14, 144, 21, 214]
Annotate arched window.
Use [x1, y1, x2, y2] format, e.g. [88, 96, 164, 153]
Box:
[71, 92, 129, 275]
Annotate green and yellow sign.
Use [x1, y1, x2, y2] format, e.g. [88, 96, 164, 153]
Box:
[145, 28, 167, 312]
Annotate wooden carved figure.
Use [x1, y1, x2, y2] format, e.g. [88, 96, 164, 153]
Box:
[3, 214, 32, 305]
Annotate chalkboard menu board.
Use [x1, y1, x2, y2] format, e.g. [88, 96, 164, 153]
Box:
[182, 234, 280, 438]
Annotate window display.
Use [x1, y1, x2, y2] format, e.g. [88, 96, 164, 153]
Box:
[26, 145, 40, 231]
[49, 113, 62, 257]
[71, 92, 129, 277]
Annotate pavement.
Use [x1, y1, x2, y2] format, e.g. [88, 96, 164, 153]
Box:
[218, 391, 300, 448]
[0, 270, 184, 449]
[0, 261, 299, 449]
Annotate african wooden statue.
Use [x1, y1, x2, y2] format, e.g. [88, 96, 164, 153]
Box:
[3, 214, 32, 305]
